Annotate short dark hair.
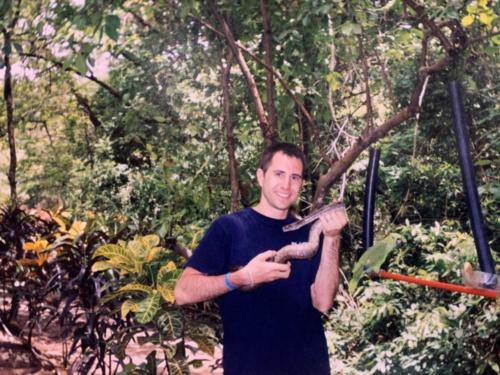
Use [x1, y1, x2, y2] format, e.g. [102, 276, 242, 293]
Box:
[259, 142, 306, 173]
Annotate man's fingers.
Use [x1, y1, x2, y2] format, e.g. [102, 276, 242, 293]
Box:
[319, 210, 348, 237]
[257, 250, 277, 261]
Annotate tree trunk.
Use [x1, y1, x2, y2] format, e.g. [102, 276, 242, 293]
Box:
[207, 0, 275, 146]
[259, 0, 277, 130]
[298, 96, 315, 208]
[74, 91, 103, 128]
[3, 29, 17, 204]
[221, 50, 240, 212]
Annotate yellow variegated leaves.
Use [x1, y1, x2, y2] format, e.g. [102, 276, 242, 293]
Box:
[462, 0, 498, 28]
[462, 15, 475, 27]
[157, 261, 178, 303]
[121, 300, 139, 319]
[92, 235, 180, 323]
[67, 221, 87, 239]
[51, 211, 88, 240]
[18, 239, 51, 267]
[22, 239, 49, 252]
[92, 235, 163, 275]
[92, 244, 137, 274]
[479, 12, 496, 26]
[52, 215, 67, 231]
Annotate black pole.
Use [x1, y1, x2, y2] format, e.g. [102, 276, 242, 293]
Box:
[448, 81, 495, 276]
[362, 148, 380, 250]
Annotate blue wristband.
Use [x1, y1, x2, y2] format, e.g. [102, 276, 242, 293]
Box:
[224, 273, 238, 291]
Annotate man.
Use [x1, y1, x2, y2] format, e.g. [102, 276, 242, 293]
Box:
[175, 142, 348, 374]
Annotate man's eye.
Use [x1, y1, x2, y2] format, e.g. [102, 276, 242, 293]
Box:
[292, 175, 303, 182]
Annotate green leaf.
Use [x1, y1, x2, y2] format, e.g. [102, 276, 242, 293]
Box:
[341, 22, 354, 36]
[168, 358, 189, 375]
[72, 15, 87, 30]
[157, 262, 179, 303]
[74, 53, 88, 75]
[0, 0, 12, 18]
[326, 71, 343, 91]
[2, 43, 11, 55]
[93, 244, 135, 273]
[13, 43, 22, 53]
[135, 291, 161, 324]
[118, 283, 155, 295]
[190, 325, 216, 356]
[348, 233, 400, 294]
[115, 332, 134, 360]
[91, 260, 115, 272]
[121, 299, 139, 319]
[352, 24, 362, 35]
[157, 310, 183, 339]
[145, 351, 158, 373]
[104, 14, 120, 41]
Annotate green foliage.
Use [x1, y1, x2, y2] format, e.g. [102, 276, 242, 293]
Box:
[93, 234, 180, 322]
[330, 221, 499, 374]
[92, 234, 219, 373]
[0, 206, 124, 373]
[1, 0, 498, 373]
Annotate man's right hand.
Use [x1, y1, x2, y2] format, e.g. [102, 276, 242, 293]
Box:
[174, 251, 291, 304]
[236, 250, 291, 289]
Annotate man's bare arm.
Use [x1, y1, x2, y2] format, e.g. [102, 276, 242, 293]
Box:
[174, 250, 291, 305]
[310, 209, 347, 313]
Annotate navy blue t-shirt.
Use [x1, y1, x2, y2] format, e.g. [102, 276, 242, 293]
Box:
[186, 208, 330, 375]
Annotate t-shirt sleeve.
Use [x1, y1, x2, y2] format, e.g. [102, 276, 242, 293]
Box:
[185, 218, 230, 275]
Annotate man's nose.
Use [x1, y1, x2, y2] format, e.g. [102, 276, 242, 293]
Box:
[280, 176, 292, 189]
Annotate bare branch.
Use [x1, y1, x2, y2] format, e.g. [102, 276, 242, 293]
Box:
[207, 0, 274, 145]
[259, 0, 277, 129]
[358, 35, 375, 134]
[20, 52, 123, 100]
[374, 35, 395, 108]
[73, 91, 102, 129]
[220, 50, 241, 212]
[403, 0, 455, 54]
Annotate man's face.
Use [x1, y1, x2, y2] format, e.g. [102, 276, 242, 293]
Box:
[256, 151, 303, 218]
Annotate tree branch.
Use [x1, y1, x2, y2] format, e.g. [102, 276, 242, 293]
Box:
[207, 0, 274, 145]
[72, 91, 102, 129]
[220, 50, 241, 212]
[20, 52, 123, 100]
[358, 35, 375, 135]
[259, 0, 277, 129]
[403, 0, 455, 54]
[3, 28, 17, 204]
[374, 37, 395, 108]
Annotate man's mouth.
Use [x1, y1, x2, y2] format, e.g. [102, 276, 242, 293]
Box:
[276, 192, 290, 199]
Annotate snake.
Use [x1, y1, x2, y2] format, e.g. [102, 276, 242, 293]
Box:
[273, 202, 345, 264]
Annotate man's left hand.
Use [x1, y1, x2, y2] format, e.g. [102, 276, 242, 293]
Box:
[318, 207, 348, 238]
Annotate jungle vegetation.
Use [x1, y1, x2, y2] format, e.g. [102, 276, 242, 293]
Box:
[0, 0, 498, 373]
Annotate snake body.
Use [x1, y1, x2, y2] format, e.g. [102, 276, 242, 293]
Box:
[274, 221, 322, 263]
[273, 202, 345, 263]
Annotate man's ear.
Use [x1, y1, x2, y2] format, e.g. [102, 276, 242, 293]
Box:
[256, 168, 264, 187]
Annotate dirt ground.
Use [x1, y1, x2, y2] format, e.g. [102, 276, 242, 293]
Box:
[0, 305, 222, 375]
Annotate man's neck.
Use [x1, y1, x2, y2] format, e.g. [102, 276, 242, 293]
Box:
[252, 202, 289, 220]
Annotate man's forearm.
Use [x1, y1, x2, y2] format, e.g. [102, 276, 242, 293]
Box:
[175, 267, 247, 305]
[175, 251, 293, 305]
[310, 235, 341, 313]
